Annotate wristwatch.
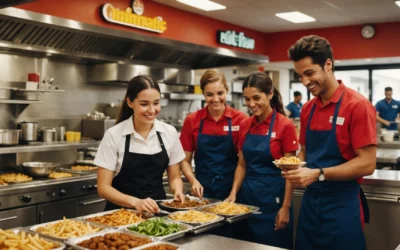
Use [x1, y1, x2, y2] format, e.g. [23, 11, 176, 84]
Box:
[318, 168, 325, 181]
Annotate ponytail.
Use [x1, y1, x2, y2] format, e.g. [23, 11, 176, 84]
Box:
[115, 99, 133, 125]
[271, 88, 285, 115]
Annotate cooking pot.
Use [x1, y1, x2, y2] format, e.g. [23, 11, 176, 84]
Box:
[41, 128, 57, 142]
[18, 121, 38, 141]
[0, 129, 20, 146]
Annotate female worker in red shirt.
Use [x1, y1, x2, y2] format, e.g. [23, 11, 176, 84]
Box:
[226, 71, 298, 249]
[180, 69, 247, 201]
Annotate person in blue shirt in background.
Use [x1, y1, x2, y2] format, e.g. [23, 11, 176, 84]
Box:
[375, 87, 400, 130]
[286, 91, 303, 119]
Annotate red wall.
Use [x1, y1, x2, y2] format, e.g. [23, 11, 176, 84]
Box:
[264, 22, 400, 62]
[17, 0, 267, 56]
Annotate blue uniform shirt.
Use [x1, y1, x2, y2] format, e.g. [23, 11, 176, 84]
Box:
[286, 102, 303, 118]
[375, 99, 400, 130]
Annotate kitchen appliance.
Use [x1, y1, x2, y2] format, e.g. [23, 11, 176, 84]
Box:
[18, 121, 38, 142]
[40, 128, 57, 142]
[21, 162, 59, 177]
[0, 129, 20, 145]
[82, 119, 115, 140]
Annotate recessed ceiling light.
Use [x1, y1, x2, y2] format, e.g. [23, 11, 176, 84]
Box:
[396, 1, 400, 7]
[177, 0, 226, 11]
[275, 11, 316, 23]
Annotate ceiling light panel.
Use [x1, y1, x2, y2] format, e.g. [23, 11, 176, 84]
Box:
[275, 11, 316, 23]
[177, 0, 226, 11]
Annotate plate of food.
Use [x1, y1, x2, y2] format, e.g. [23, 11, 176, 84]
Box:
[159, 196, 215, 211]
[0, 173, 33, 183]
[167, 210, 224, 225]
[201, 201, 259, 217]
[2, 228, 65, 250]
[272, 156, 306, 170]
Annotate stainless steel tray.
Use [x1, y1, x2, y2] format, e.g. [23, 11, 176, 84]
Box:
[58, 166, 97, 175]
[66, 229, 153, 250]
[134, 241, 181, 250]
[200, 202, 260, 223]
[124, 218, 192, 241]
[29, 218, 107, 241]
[158, 196, 220, 211]
[80, 209, 153, 229]
[166, 210, 225, 234]
[9, 228, 66, 250]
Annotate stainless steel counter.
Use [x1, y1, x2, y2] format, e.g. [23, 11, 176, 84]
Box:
[378, 141, 400, 149]
[363, 169, 400, 187]
[376, 148, 400, 164]
[173, 234, 286, 250]
[0, 141, 100, 154]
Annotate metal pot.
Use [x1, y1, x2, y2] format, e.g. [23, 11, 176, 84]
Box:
[22, 162, 59, 177]
[18, 121, 38, 141]
[0, 129, 20, 146]
[0, 87, 14, 100]
[41, 128, 57, 142]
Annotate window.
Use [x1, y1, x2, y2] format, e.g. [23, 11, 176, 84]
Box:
[372, 69, 400, 105]
[335, 70, 369, 99]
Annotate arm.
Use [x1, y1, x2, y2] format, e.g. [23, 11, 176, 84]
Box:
[376, 113, 391, 127]
[166, 163, 185, 202]
[181, 151, 203, 198]
[225, 151, 246, 202]
[97, 168, 159, 213]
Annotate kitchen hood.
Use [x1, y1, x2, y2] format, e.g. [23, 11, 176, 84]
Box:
[0, 0, 36, 9]
[0, 8, 269, 69]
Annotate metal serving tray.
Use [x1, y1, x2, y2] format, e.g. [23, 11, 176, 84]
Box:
[29, 218, 107, 241]
[124, 218, 192, 241]
[66, 229, 153, 250]
[58, 166, 97, 175]
[80, 209, 153, 229]
[200, 202, 260, 223]
[9, 228, 66, 250]
[166, 210, 225, 234]
[134, 241, 181, 250]
[158, 196, 220, 211]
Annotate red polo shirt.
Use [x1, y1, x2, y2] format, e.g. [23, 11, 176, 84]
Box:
[299, 81, 377, 160]
[180, 105, 247, 153]
[238, 111, 299, 159]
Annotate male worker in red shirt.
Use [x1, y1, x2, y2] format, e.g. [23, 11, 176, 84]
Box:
[282, 35, 376, 250]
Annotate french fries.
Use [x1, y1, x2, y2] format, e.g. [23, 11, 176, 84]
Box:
[86, 209, 146, 226]
[0, 229, 60, 250]
[0, 173, 32, 183]
[47, 172, 72, 179]
[71, 166, 97, 171]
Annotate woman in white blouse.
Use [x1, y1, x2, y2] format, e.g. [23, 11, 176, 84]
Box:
[94, 75, 186, 214]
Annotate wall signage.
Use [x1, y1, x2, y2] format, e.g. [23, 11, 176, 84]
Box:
[102, 0, 167, 33]
[217, 30, 255, 50]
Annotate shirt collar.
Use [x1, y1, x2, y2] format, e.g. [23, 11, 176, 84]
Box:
[201, 105, 232, 120]
[121, 116, 165, 136]
[251, 110, 274, 126]
[316, 80, 346, 107]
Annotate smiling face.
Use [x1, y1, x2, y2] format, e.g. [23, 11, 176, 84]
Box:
[293, 56, 333, 97]
[203, 80, 228, 113]
[243, 87, 273, 122]
[127, 88, 161, 126]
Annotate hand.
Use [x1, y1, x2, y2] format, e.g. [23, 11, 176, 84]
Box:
[132, 197, 159, 214]
[282, 167, 319, 187]
[384, 120, 391, 127]
[224, 193, 236, 203]
[190, 180, 204, 198]
[275, 207, 290, 231]
[174, 191, 186, 204]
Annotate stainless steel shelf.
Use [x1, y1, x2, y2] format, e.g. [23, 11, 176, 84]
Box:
[14, 89, 65, 93]
[0, 141, 100, 154]
[0, 100, 43, 104]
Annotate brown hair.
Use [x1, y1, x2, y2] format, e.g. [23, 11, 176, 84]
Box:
[200, 69, 228, 92]
[242, 71, 285, 115]
[116, 75, 160, 124]
[288, 35, 334, 72]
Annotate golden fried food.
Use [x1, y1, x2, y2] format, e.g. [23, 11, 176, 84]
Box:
[203, 202, 251, 215]
[142, 244, 178, 250]
[34, 217, 103, 239]
[0, 179, 7, 185]
[48, 172, 72, 179]
[0, 173, 32, 183]
[77, 232, 151, 249]
[276, 156, 301, 164]
[71, 166, 97, 171]
[86, 209, 146, 226]
[0, 229, 60, 249]
[161, 197, 209, 209]
[168, 210, 219, 224]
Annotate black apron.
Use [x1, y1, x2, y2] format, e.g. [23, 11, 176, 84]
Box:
[104, 132, 169, 211]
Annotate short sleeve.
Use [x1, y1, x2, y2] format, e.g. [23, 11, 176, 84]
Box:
[179, 117, 194, 152]
[93, 129, 118, 171]
[350, 101, 377, 150]
[375, 101, 382, 113]
[282, 123, 299, 153]
[168, 129, 186, 166]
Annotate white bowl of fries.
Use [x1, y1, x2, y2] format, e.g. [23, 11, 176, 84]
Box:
[273, 156, 306, 170]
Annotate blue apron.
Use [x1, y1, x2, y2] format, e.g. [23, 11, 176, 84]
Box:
[194, 118, 238, 201]
[238, 111, 293, 249]
[295, 92, 367, 250]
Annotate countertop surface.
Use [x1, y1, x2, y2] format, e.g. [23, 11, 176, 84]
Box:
[173, 234, 286, 250]
[376, 148, 400, 163]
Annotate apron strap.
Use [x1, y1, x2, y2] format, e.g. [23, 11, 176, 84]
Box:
[156, 131, 167, 156]
[359, 188, 370, 223]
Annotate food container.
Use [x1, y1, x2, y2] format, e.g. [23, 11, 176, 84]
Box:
[29, 218, 107, 241]
[80, 209, 153, 229]
[200, 202, 260, 223]
[0, 129, 20, 146]
[158, 196, 219, 211]
[8, 228, 65, 250]
[66, 229, 153, 250]
[382, 131, 395, 142]
[18, 121, 38, 141]
[166, 210, 225, 226]
[124, 218, 192, 241]
[135, 241, 181, 250]
[22, 162, 59, 177]
[41, 127, 57, 142]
